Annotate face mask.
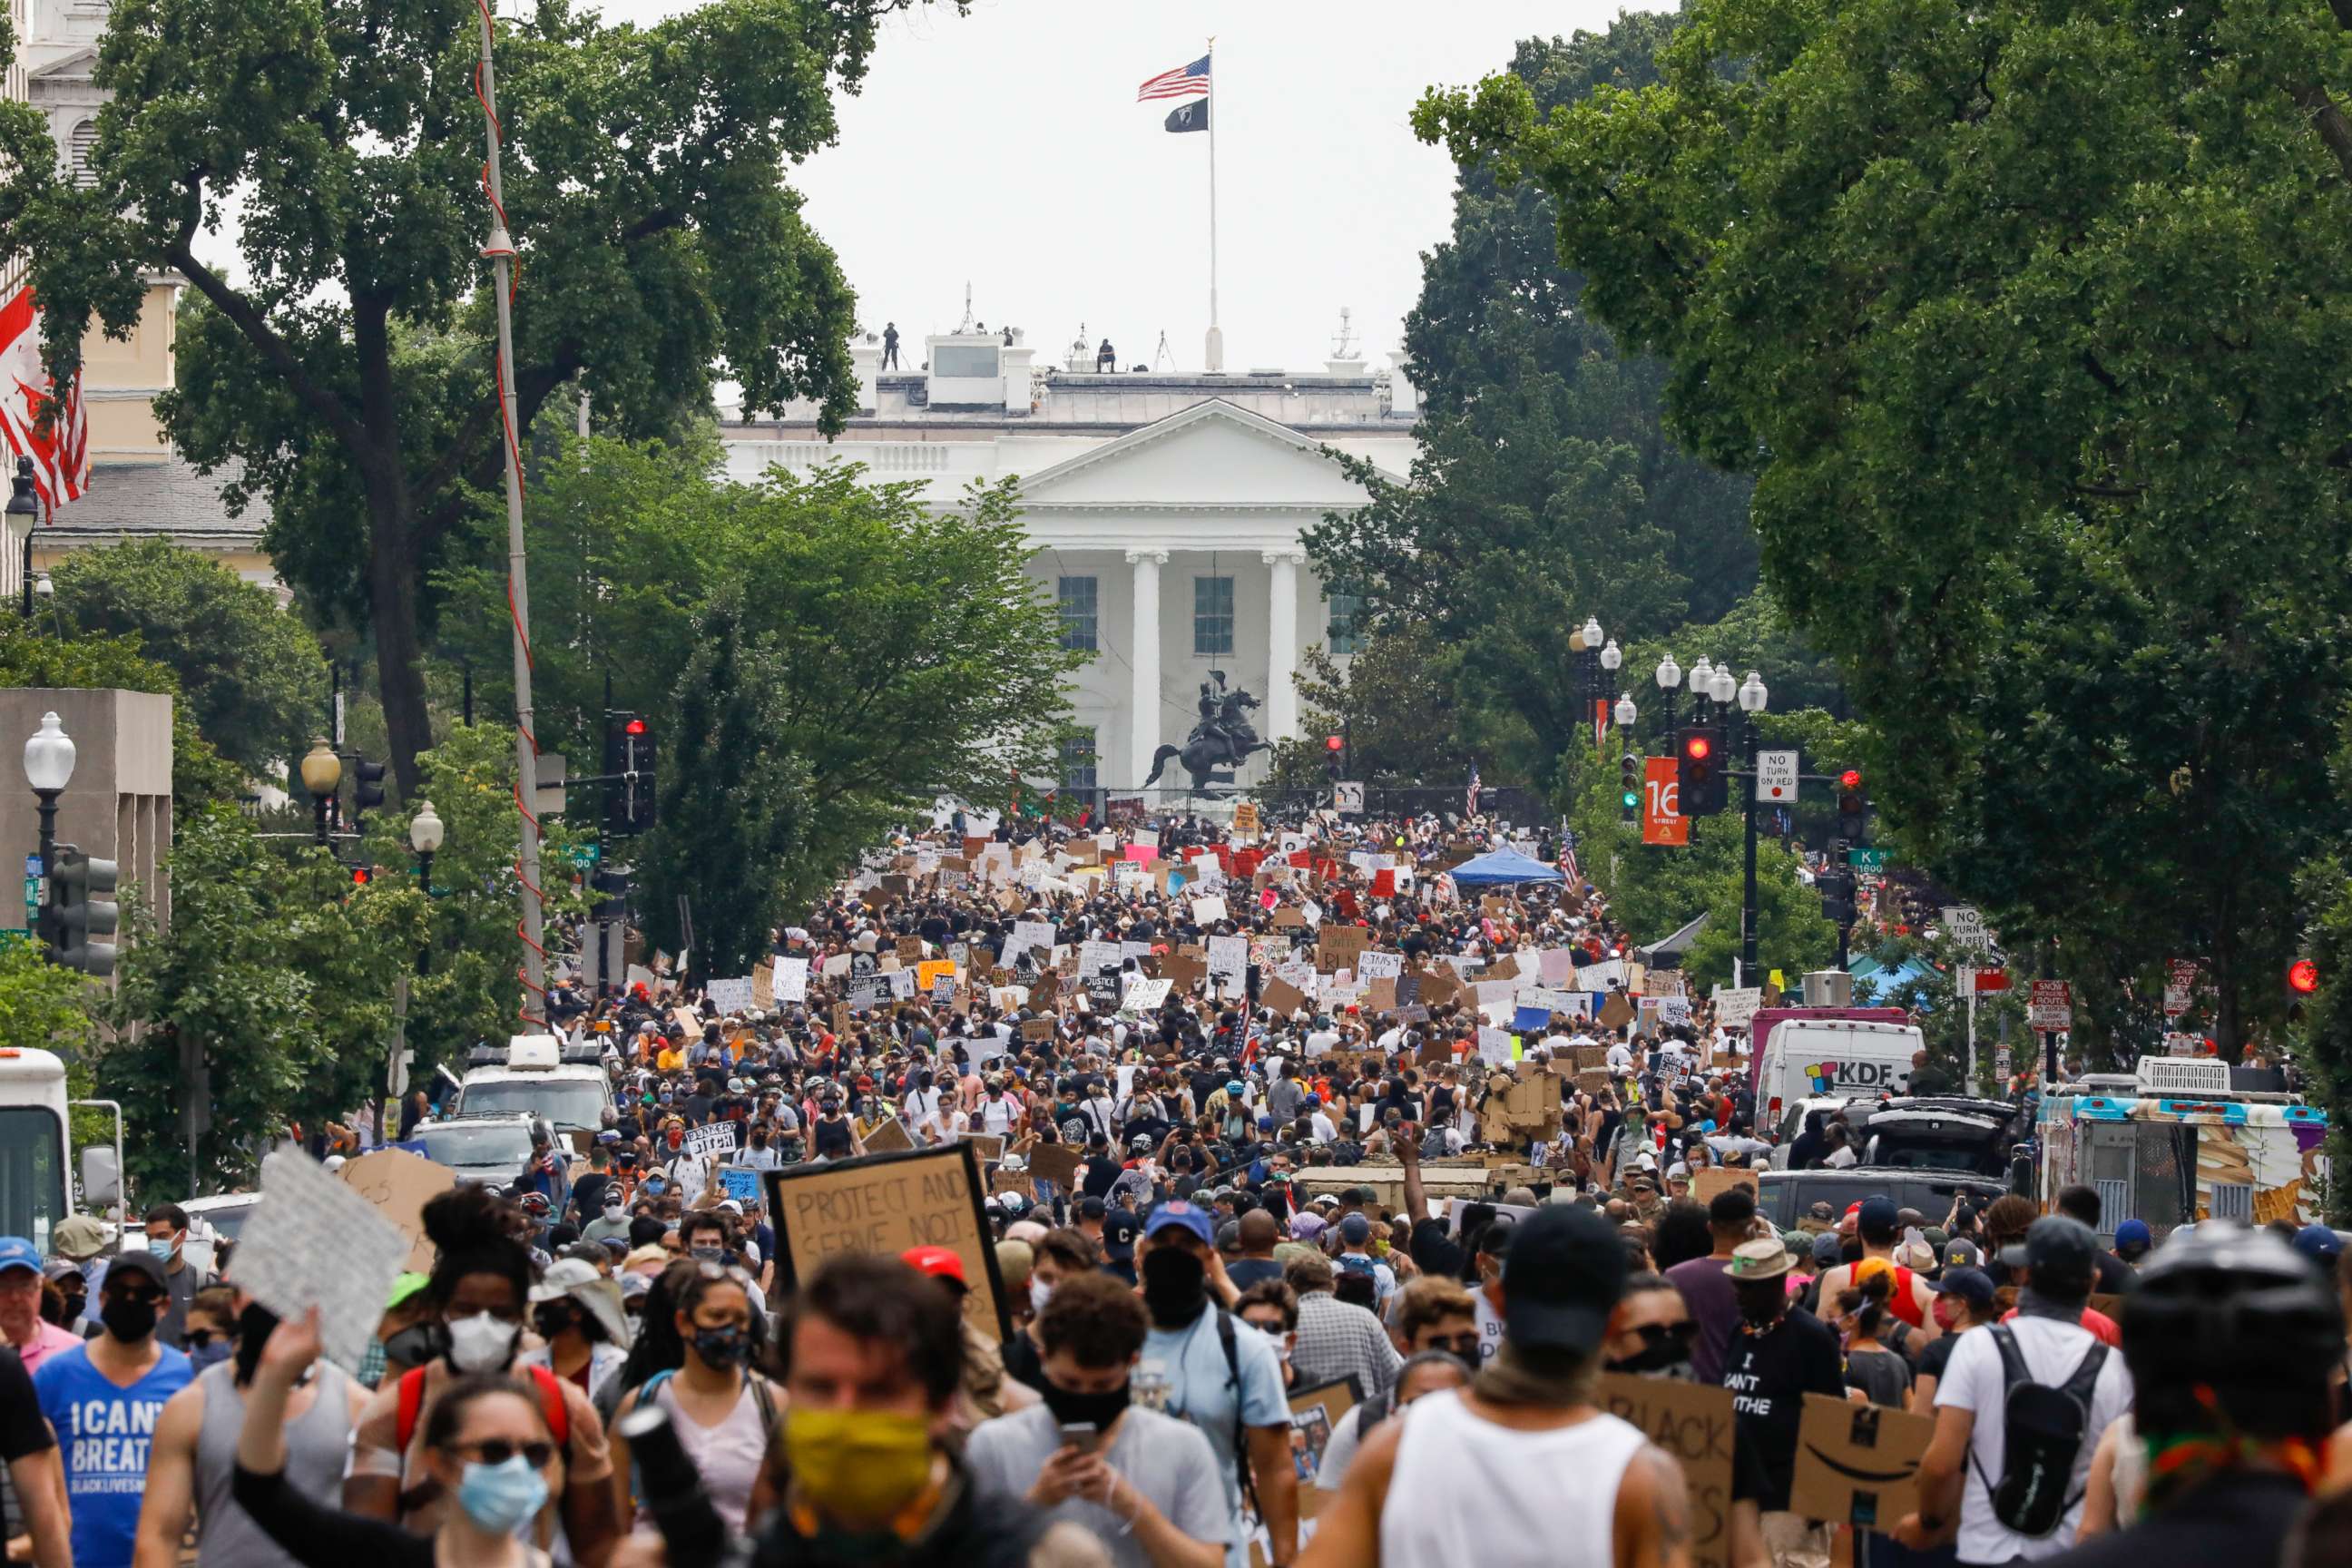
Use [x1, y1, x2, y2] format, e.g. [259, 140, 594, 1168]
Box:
[783, 1406, 936, 1526]
[149, 1234, 179, 1262]
[691, 1246, 724, 1263]
[446, 1311, 520, 1373]
[603, 1200, 624, 1218]
[457, 1454, 549, 1534]
[691, 1323, 750, 1369]
[533, 1305, 578, 1340]
[1607, 1339, 1694, 1377]
[1736, 1287, 1788, 1330]
[643, 1178, 667, 1196]
[1141, 1247, 1209, 1328]
[101, 1293, 159, 1343]
[383, 1321, 442, 1367]
[1028, 1276, 1054, 1316]
[1041, 1377, 1132, 1429]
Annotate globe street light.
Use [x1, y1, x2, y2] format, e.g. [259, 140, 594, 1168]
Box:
[1599, 638, 1622, 673]
[1738, 671, 1769, 713]
[299, 739, 342, 846]
[1736, 669, 1771, 985]
[409, 799, 446, 890]
[1613, 693, 1638, 729]
[24, 711, 73, 934]
[1709, 664, 1736, 705]
[1580, 615, 1603, 647]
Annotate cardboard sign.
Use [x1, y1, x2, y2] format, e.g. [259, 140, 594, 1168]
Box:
[861, 1117, 915, 1153]
[1022, 1017, 1056, 1042]
[1029, 1143, 1083, 1188]
[338, 1146, 458, 1276]
[964, 1132, 1005, 1164]
[1790, 1395, 1933, 1527]
[765, 1143, 1008, 1339]
[1571, 1044, 1609, 1071]
[1287, 1377, 1354, 1514]
[685, 1121, 739, 1160]
[1595, 1374, 1735, 1568]
[1576, 1068, 1612, 1098]
[917, 959, 958, 992]
[705, 976, 754, 1014]
[1597, 991, 1635, 1030]
[1318, 925, 1369, 971]
[1260, 977, 1308, 1017]
[1232, 801, 1260, 838]
[241, 1151, 411, 1377]
[1691, 1167, 1759, 1205]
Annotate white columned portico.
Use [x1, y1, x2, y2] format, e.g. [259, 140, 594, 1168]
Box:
[1263, 550, 1302, 745]
[1127, 549, 1167, 785]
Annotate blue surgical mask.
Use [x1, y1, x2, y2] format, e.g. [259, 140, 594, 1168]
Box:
[149, 1235, 177, 1261]
[456, 1454, 548, 1535]
[643, 1177, 667, 1195]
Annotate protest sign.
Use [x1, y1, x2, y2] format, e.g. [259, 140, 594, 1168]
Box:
[241, 1150, 410, 1376]
[338, 1146, 457, 1276]
[705, 976, 754, 1014]
[720, 1167, 763, 1204]
[1576, 1068, 1612, 1098]
[1790, 1396, 1933, 1527]
[1022, 1017, 1056, 1042]
[1288, 1378, 1353, 1514]
[963, 1132, 1005, 1165]
[861, 1117, 915, 1153]
[752, 962, 775, 1010]
[1122, 975, 1172, 1012]
[1208, 935, 1250, 996]
[774, 956, 809, 1003]
[918, 959, 958, 992]
[1595, 1375, 1736, 1568]
[1317, 925, 1369, 972]
[685, 1121, 739, 1160]
[1029, 1143, 1083, 1188]
[1357, 950, 1404, 983]
[1476, 1027, 1515, 1067]
[1260, 976, 1308, 1017]
[1712, 986, 1762, 1029]
[1692, 1167, 1760, 1206]
[1597, 991, 1636, 1030]
[764, 1144, 1007, 1338]
[1232, 801, 1260, 838]
[1192, 895, 1230, 926]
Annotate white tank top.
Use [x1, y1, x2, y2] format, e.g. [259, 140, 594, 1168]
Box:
[1379, 1389, 1646, 1568]
[634, 1376, 771, 1534]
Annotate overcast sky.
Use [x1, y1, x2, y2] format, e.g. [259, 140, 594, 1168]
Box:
[583, 0, 1653, 374]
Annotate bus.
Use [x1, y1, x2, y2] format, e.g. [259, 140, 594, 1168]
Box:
[0, 1047, 72, 1250]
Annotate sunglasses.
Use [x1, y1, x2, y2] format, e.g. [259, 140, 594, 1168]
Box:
[1636, 1321, 1700, 1346]
[1427, 1333, 1481, 1357]
[448, 1439, 556, 1470]
[112, 1287, 164, 1308]
[184, 1328, 219, 1350]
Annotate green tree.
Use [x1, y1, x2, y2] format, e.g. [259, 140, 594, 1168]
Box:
[362, 721, 590, 1071]
[437, 443, 1080, 962]
[1416, 0, 2352, 1053]
[0, 940, 99, 1057]
[0, 621, 241, 808]
[1257, 624, 1473, 799]
[0, 0, 940, 793]
[48, 540, 328, 780]
[108, 806, 426, 1194]
[1307, 15, 1757, 790]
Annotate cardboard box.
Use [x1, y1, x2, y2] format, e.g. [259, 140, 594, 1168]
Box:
[1790, 1395, 1934, 1528]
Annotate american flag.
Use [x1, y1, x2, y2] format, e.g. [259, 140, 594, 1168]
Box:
[1465, 762, 1481, 818]
[1138, 54, 1210, 102]
[0, 284, 88, 516]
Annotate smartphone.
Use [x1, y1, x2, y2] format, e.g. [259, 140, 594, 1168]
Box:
[1059, 1421, 1102, 1455]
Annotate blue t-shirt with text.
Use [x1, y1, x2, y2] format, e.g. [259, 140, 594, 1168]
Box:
[34, 1339, 193, 1568]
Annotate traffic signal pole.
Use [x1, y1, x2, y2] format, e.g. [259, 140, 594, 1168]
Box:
[1741, 718, 1759, 984]
[476, 5, 548, 1029]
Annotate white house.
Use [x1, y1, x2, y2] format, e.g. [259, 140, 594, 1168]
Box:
[720, 325, 1424, 794]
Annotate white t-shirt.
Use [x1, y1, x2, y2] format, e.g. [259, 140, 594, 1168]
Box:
[1936, 1317, 2134, 1563]
[1605, 1042, 1634, 1070]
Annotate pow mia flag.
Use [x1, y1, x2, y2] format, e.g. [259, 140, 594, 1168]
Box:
[1165, 99, 1209, 134]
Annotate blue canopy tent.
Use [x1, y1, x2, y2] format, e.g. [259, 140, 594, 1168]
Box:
[1447, 847, 1564, 888]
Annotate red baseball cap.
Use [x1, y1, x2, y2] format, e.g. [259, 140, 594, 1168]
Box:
[901, 1245, 967, 1290]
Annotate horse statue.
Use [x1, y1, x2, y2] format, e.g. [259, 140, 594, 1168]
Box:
[1143, 677, 1273, 792]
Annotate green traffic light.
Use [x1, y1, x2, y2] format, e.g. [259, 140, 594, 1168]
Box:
[1621, 790, 1640, 808]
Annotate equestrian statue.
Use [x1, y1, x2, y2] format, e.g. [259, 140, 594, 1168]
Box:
[1142, 671, 1273, 792]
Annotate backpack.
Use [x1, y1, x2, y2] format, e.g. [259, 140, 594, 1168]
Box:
[1972, 1324, 2109, 1538]
[625, 1368, 778, 1508]
[397, 1362, 570, 1456]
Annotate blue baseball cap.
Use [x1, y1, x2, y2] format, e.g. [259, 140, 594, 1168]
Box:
[1144, 1200, 1215, 1248]
[2112, 1219, 2152, 1251]
[2292, 1224, 2344, 1263]
[0, 1237, 38, 1276]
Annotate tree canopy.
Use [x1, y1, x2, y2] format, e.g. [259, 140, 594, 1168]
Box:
[49, 539, 328, 781]
[1307, 15, 1757, 791]
[1416, 0, 2352, 1051]
[0, 0, 939, 791]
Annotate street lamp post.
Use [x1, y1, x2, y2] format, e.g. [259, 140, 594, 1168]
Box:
[1579, 617, 1604, 743]
[1654, 654, 1681, 742]
[1737, 671, 1769, 984]
[299, 739, 342, 847]
[10, 457, 37, 621]
[24, 711, 73, 953]
[1598, 638, 1622, 751]
[409, 799, 444, 891]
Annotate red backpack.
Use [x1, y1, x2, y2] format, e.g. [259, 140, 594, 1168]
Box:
[396, 1363, 570, 1456]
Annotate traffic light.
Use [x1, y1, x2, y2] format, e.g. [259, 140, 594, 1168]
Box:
[1677, 726, 1726, 816]
[1818, 867, 1857, 926]
[2289, 959, 2320, 995]
[1619, 752, 1642, 823]
[351, 756, 388, 821]
[1838, 769, 1868, 842]
[348, 864, 376, 888]
[50, 846, 118, 976]
[603, 712, 658, 838]
[1325, 734, 1344, 781]
[591, 864, 632, 907]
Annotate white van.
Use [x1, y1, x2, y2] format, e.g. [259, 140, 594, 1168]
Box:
[450, 1035, 613, 1135]
[1756, 1018, 1922, 1130]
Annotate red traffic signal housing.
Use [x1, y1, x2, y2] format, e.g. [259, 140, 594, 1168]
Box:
[1325, 735, 1344, 753]
[2289, 959, 2320, 995]
[1682, 733, 1712, 762]
[349, 866, 373, 886]
[624, 717, 647, 736]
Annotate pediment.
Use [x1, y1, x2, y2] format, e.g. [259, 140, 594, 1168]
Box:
[1014, 398, 1371, 510]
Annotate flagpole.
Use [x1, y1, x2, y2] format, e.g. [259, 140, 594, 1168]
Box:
[1205, 36, 1222, 372]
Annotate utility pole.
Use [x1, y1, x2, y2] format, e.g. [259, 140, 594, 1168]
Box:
[475, 4, 547, 1029]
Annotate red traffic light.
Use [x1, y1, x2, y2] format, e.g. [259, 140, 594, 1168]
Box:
[1683, 734, 1711, 761]
[1325, 735, 1344, 753]
[350, 867, 372, 886]
[2289, 959, 2320, 995]
[1839, 769, 1863, 790]
[624, 718, 647, 736]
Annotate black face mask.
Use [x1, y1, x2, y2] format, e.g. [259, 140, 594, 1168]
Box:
[534, 1304, 578, 1341]
[1141, 1248, 1209, 1328]
[382, 1321, 444, 1367]
[1041, 1377, 1132, 1429]
[233, 1302, 280, 1387]
[1607, 1339, 1695, 1377]
[101, 1293, 159, 1344]
[691, 1324, 751, 1369]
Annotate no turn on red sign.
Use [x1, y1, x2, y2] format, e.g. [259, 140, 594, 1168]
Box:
[1755, 749, 1798, 802]
[2028, 979, 2073, 1031]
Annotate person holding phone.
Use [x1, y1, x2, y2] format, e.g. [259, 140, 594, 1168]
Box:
[966, 1271, 1230, 1568]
